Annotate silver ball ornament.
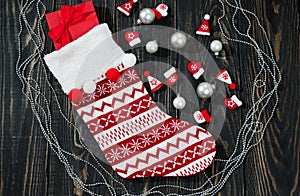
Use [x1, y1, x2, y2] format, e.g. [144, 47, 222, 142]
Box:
[146, 40, 158, 54]
[210, 40, 223, 56]
[196, 82, 215, 99]
[173, 95, 186, 110]
[170, 32, 187, 49]
[137, 8, 155, 24]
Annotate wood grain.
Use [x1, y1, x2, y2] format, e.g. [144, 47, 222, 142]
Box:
[0, 0, 299, 195]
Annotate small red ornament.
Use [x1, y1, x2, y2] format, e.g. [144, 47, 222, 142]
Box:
[196, 14, 211, 36]
[117, 0, 138, 16]
[68, 88, 83, 103]
[144, 70, 150, 77]
[229, 83, 237, 90]
[187, 61, 204, 79]
[193, 109, 212, 124]
[106, 68, 121, 82]
[125, 31, 141, 47]
[164, 67, 178, 86]
[144, 70, 163, 92]
[225, 95, 242, 110]
[215, 69, 237, 90]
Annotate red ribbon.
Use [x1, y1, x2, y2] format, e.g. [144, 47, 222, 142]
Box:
[48, 3, 88, 48]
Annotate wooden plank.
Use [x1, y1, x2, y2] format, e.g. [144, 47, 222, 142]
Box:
[0, 0, 299, 195]
[237, 0, 300, 195]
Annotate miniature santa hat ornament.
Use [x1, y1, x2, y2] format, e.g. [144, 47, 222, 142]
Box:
[125, 31, 141, 47]
[117, 0, 138, 16]
[193, 109, 212, 124]
[144, 71, 163, 92]
[225, 95, 242, 110]
[164, 67, 179, 86]
[196, 14, 211, 36]
[215, 69, 237, 90]
[187, 61, 204, 79]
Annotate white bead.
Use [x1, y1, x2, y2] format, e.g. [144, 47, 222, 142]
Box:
[170, 32, 187, 49]
[83, 81, 96, 94]
[146, 40, 158, 54]
[173, 95, 186, 109]
[210, 40, 223, 56]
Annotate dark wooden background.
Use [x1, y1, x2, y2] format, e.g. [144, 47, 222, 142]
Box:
[0, 0, 299, 195]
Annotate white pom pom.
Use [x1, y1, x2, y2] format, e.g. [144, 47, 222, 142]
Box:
[122, 53, 137, 68]
[83, 80, 96, 94]
[204, 14, 210, 20]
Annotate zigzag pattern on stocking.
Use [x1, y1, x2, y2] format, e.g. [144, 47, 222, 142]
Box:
[86, 95, 157, 134]
[113, 127, 212, 177]
[79, 82, 146, 121]
[124, 138, 216, 178]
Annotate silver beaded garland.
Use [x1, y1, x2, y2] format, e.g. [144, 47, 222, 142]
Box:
[196, 82, 215, 98]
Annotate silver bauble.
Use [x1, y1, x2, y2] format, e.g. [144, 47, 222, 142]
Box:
[196, 82, 215, 98]
[146, 40, 158, 54]
[138, 8, 155, 24]
[173, 95, 186, 110]
[210, 40, 223, 56]
[170, 32, 187, 49]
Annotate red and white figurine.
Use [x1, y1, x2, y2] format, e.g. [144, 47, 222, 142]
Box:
[152, 3, 168, 20]
[215, 69, 237, 90]
[117, 0, 138, 16]
[125, 31, 141, 47]
[193, 109, 212, 124]
[225, 95, 242, 110]
[137, 3, 168, 24]
[196, 14, 211, 36]
[187, 61, 204, 79]
[164, 67, 178, 86]
[144, 71, 163, 92]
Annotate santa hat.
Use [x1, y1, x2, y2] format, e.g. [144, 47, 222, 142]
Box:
[187, 61, 204, 79]
[225, 95, 242, 110]
[215, 69, 236, 90]
[193, 109, 212, 124]
[117, 0, 138, 16]
[164, 67, 178, 86]
[152, 3, 168, 20]
[144, 71, 163, 92]
[125, 31, 141, 47]
[196, 14, 211, 36]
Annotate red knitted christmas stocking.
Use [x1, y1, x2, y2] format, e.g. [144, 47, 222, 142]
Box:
[44, 24, 216, 178]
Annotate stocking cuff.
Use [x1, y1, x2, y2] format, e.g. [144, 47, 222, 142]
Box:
[44, 24, 136, 94]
